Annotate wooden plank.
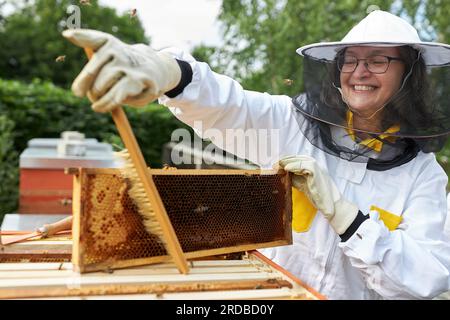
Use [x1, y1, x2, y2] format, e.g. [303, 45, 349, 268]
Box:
[281, 173, 293, 243]
[191, 260, 254, 267]
[0, 253, 71, 261]
[4, 240, 71, 246]
[77, 255, 170, 273]
[1, 239, 70, 245]
[0, 241, 72, 253]
[83, 259, 255, 270]
[71, 169, 83, 269]
[0, 263, 72, 271]
[146, 169, 283, 176]
[0, 271, 279, 289]
[83, 167, 283, 176]
[0, 270, 75, 279]
[0, 260, 256, 272]
[0, 237, 72, 262]
[27, 288, 315, 300]
[76, 241, 289, 273]
[0, 266, 262, 280]
[149, 288, 315, 300]
[183, 241, 290, 260]
[0, 232, 42, 245]
[20, 189, 72, 196]
[249, 251, 327, 300]
[0, 277, 292, 299]
[0, 231, 31, 235]
[0, 259, 254, 272]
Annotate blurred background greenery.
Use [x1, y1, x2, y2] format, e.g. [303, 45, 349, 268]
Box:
[1, 0, 450, 222]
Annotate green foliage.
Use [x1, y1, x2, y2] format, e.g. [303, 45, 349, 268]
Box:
[400, 0, 450, 43]
[0, 114, 19, 222]
[0, 0, 148, 88]
[0, 78, 191, 218]
[436, 139, 450, 191]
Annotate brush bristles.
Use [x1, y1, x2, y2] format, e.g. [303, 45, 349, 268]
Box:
[115, 149, 166, 245]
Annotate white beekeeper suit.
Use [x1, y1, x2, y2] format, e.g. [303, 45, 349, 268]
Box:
[158, 53, 450, 300]
[63, 10, 450, 299]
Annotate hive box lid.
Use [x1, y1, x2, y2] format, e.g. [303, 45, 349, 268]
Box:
[19, 137, 121, 169]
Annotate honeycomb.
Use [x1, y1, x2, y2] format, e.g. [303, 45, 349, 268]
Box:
[0, 256, 71, 263]
[81, 172, 166, 266]
[77, 169, 291, 269]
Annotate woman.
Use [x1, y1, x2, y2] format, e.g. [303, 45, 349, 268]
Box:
[63, 10, 450, 299]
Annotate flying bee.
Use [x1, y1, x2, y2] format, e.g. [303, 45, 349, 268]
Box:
[55, 55, 66, 63]
[129, 8, 137, 18]
[283, 78, 294, 86]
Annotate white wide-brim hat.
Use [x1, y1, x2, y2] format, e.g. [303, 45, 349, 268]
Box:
[297, 10, 450, 66]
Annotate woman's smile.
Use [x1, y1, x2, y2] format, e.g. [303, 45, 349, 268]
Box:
[340, 46, 405, 120]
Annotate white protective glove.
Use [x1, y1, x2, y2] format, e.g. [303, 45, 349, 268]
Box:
[279, 155, 359, 235]
[62, 29, 181, 112]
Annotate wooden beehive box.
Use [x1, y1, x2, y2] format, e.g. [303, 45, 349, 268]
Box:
[18, 136, 118, 215]
[0, 232, 72, 263]
[71, 168, 292, 273]
[0, 251, 325, 300]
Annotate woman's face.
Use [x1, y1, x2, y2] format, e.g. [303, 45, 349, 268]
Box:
[340, 46, 405, 118]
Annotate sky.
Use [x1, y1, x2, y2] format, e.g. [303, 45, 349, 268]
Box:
[98, 0, 223, 51]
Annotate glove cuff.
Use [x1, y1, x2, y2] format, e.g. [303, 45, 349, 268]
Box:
[165, 59, 193, 98]
[329, 199, 360, 235]
[157, 52, 183, 94]
[339, 210, 370, 242]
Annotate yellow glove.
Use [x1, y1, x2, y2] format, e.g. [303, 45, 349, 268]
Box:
[279, 155, 359, 235]
[62, 29, 181, 112]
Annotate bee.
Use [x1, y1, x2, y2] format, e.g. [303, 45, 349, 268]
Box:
[55, 55, 66, 63]
[162, 163, 177, 170]
[283, 78, 294, 86]
[79, 0, 91, 6]
[129, 8, 137, 18]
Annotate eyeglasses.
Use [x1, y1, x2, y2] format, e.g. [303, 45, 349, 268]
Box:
[338, 55, 404, 74]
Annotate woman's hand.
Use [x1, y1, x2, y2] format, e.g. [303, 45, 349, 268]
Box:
[279, 155, 359, 235]
[62, 29, 181, 113]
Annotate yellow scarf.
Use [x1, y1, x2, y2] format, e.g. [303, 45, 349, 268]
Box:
[345, 111, 400, 152]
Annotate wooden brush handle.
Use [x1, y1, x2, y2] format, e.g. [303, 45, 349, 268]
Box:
[111, 108, 189, 274]
[38, 216, 73, 237]
[84, 48, 189, 274]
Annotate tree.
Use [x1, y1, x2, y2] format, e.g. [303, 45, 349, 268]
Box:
[0, 0, 148, 88]
[0, 115, 18, 219]
[399, 0, 450, 43]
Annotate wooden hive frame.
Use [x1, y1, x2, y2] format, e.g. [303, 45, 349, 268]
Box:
[71, 168, 292, 273]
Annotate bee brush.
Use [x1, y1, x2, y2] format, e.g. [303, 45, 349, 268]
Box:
[83, 48, 189, 274]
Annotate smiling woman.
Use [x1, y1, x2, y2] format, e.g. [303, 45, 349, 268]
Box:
[297, 13, 449, 161]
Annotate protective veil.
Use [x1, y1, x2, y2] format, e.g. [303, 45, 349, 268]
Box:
[294, 10, 450, 163]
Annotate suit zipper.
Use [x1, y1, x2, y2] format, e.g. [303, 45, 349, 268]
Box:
[320, 235, 338, 290]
